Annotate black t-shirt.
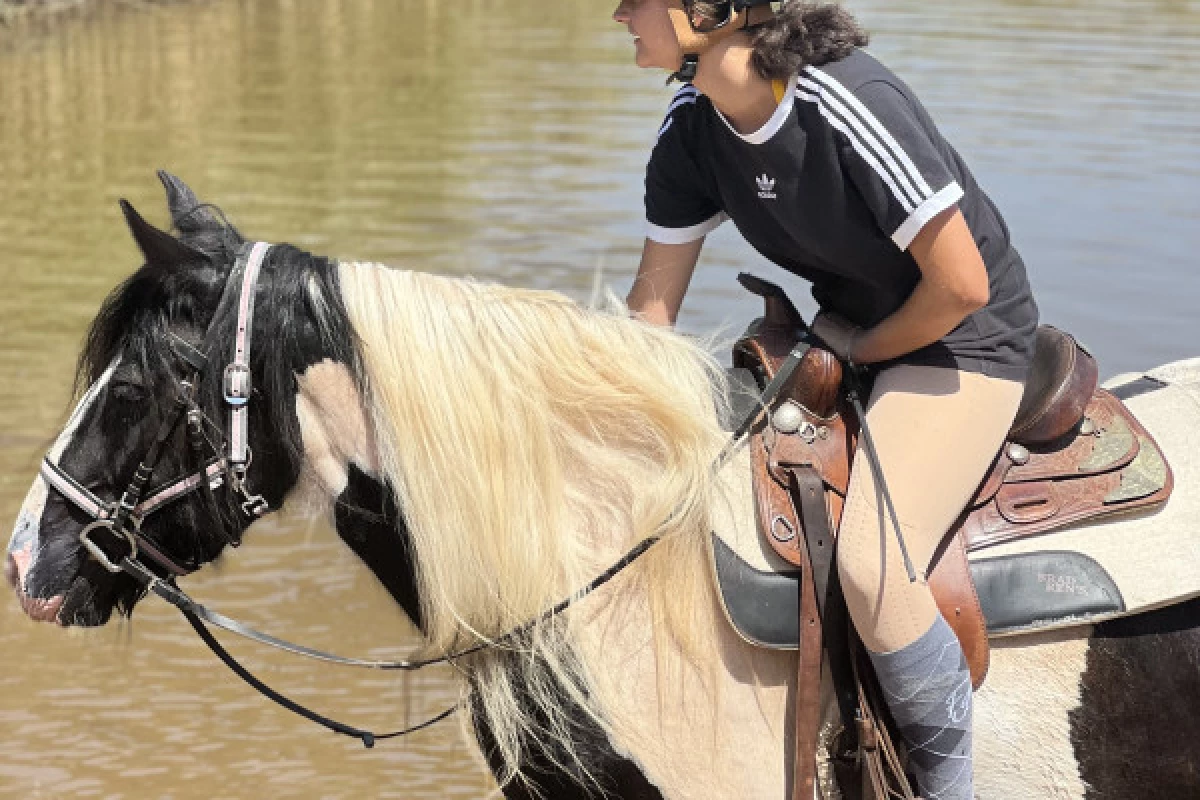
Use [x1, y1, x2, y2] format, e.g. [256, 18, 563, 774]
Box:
[644, 48, 1038, 380]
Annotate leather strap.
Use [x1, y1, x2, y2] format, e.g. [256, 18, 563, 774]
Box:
[715, 341, 811, 472]
[791, 466, 861, 780]
[182, 608, 457, 749]
[134, 460, 226, 517]
[109, 535, 666, 747]
[793, 526, 823, 800]
[40, 453, 224, 578]
[225, 241, 271, 475]
[122, 534, 663, 671]
[40, 458, 107, 519]
[752, 435, 806, 567]
[927, 532, 990, 688]
[844, 382, 919, 583]
[793, 468, 833, 612]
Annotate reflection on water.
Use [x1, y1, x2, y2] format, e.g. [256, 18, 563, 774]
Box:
[0, 0, 1196, 797]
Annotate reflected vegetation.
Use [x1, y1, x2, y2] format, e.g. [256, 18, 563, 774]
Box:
[0, 0, 1196, 797]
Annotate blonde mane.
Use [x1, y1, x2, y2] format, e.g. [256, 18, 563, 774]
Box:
[337, 262, 732, 788]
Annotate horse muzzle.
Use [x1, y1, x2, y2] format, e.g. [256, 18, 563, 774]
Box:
[7, 535, 66, 626]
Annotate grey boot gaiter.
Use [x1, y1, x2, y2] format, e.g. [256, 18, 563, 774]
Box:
[869, 615, 973, 800]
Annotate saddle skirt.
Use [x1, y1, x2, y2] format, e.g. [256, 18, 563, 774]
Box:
[710, 287, 1198, 690]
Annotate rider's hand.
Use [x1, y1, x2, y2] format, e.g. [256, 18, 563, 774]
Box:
[811, 310, 864, 363]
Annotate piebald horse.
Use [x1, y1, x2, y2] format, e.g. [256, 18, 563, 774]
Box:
[7, 174, 1200, 799]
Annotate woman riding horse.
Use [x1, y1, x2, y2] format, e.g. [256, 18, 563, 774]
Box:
[611, 2, 1040, 796]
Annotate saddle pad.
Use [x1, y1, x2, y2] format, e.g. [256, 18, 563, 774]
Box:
[709, 360, 1200, 647]
[976, 365, 1200, 636]
[711, 536, 1127, 647]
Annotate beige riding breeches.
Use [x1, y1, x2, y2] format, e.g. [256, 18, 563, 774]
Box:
[836, 365, 1025, 653]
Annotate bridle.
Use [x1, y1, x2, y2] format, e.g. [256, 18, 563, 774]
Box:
[38, 241, 812, 748]
[41, 241, 276, 581]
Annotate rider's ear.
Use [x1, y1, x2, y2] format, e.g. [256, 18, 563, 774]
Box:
[120, 198, 212, 270]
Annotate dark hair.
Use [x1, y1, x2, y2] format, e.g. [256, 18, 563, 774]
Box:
[749, 2, 869, 81]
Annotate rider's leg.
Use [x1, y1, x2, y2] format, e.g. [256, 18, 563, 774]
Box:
[836, 365, 1024, 800]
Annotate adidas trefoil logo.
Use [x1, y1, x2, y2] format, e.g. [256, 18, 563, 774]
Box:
[756, 173, 777, 200]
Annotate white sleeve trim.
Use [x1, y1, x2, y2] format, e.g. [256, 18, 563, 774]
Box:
[891, 182, 964, 250]
[645, 212, 728, 245]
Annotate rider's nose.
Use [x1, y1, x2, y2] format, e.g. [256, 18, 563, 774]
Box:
[613, 2, 630, 23]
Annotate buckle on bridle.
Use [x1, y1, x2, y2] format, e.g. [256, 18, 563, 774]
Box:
[227, 463, 268, 518]
[223, 363, 252, 406]
[79, 519, 139, 574]
[241, 493, 269, 518]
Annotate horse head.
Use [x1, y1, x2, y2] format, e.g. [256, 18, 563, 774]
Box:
[4, 171, 407, 627]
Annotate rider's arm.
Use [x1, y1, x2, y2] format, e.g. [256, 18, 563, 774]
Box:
[626, 236, 706, 327]
[851, 206, 989, 364]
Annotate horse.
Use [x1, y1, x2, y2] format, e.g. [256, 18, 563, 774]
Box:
[7, 172, 1200, 799]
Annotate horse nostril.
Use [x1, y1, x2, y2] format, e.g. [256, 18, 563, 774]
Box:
[4, 552, 18, 590]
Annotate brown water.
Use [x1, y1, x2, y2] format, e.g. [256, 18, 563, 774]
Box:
[0, 1, 1197, 797]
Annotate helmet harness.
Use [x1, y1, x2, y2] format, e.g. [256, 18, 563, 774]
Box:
[671, 0, 776, 83]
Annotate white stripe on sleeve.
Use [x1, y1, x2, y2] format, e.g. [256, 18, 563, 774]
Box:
[805, 68, 935, 200]
[657, 116, 674, 142]
[645, 212, 728, 245]
[666, 94, 698, 116]
[657, 89, 698, 142]
[796, 87, 917, 214]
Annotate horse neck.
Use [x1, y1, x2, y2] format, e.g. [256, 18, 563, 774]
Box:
[332, 261, 729, 636]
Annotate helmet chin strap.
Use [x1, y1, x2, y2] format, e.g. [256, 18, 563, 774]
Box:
[670, 0, 775, 84]
[670, 53, 700, 84]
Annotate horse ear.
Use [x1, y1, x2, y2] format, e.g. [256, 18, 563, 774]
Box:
[120, 199, 210, 270]
[157, 170, 221, 234]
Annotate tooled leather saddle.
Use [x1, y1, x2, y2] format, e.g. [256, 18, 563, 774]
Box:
[731, 274, 1174, 799]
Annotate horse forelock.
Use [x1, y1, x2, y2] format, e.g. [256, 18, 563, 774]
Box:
[335, 260, 735, 788]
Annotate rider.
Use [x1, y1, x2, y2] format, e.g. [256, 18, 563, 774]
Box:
[611, 1, 1039, 797]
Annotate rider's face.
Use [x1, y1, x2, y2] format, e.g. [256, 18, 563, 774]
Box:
[613, 0, 691, 71]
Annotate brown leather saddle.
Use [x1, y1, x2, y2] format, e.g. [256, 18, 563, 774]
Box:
[731, 274, 1175, 798]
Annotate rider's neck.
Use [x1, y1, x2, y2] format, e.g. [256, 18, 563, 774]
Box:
[691, 37, 778, 136]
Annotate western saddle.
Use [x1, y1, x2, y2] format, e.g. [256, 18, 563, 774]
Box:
[731, 274, 1174, 799]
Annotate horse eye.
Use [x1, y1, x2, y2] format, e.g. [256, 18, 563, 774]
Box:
[110, 381, 148, 403]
